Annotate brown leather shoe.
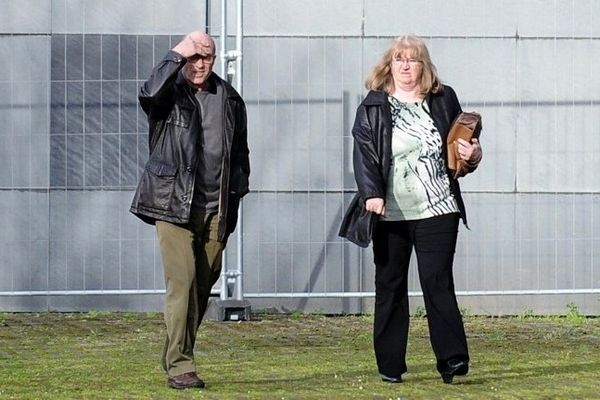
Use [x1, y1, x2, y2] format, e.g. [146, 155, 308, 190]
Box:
[167, 372, 205, 389]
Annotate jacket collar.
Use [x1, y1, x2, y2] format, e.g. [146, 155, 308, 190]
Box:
[362, 90, 388, 106]
[365, 89, 442, 107]
[176, 72, 242, 101]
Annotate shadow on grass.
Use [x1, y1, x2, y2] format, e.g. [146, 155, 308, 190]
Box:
[474, 362, 600, 383]
[449, 361, 600, 386]
[208, 367, 375, 386]
[212, 360, 600, 387]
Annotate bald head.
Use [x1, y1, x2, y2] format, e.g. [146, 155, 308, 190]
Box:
[172, 31, 216, 59]
[172, 31, 217, 89]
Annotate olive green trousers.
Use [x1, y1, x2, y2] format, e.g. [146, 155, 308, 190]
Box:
[156, 212, 223, 377]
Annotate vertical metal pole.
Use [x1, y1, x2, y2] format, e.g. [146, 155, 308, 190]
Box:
[235, 0, 243, 92]
[234, 0, 244, 301]
[219, 0, 227, 78]
[217, 0, 245, 305]
[205, 0, 210, 33]
[219, 0, 228, 301]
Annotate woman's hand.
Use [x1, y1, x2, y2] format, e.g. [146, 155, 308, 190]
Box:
[456, 138, 482, 164]
[365, 197, 385, 215]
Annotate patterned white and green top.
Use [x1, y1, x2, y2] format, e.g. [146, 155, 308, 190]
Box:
[381, 96, 459, 221]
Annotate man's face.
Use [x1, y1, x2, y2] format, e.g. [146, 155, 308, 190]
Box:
[182, 36, 216, 88]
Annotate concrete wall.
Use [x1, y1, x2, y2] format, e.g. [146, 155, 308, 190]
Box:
[1, 0, 599, 315]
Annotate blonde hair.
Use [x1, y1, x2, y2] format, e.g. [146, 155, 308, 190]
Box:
[365, 35, 442, 95]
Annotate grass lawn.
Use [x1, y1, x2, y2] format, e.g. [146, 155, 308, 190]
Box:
[0, 311, 599, 399]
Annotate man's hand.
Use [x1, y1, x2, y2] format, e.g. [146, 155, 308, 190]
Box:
[171, 33, 197, 58]
[172, 31, 215, 59]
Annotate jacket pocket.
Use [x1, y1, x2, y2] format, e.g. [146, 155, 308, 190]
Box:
[139, 159, 178, 211]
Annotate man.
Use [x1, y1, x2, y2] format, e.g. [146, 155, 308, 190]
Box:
[130, 31, 250, 389]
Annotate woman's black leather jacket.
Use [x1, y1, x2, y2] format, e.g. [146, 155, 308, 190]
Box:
[130, 51, 250, 242]
[339, 85, 478, 246]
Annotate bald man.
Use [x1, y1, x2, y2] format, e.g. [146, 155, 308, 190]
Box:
[131, 31, 250, 389]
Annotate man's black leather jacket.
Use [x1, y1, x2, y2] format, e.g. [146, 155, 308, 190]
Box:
[130, 51, 250, 242]
[339, 85, 478, 246]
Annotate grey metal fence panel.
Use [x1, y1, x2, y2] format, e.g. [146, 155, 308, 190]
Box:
[1, 0, 599, 314]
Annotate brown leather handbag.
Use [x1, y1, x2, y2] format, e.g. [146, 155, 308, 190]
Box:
[447, 112, 482, 179]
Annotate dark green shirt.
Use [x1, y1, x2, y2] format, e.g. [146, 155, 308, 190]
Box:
[191, 75, 224, 213]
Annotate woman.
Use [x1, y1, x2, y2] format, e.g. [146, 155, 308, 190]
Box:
[341, 35, 482, 384]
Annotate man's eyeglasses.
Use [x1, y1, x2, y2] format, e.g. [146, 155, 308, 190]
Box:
[392, 57, 421, 66]
[188, 54, 216, 63]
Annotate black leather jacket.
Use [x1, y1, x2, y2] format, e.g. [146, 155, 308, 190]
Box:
[130, 51, 250, 242]
[339, 85, 477, 246]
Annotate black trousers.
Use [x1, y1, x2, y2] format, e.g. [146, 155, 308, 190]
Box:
[372, 213, 469, 378]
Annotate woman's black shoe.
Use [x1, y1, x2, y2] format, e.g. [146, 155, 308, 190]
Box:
[440, 359, 469, 384]
[380, 373, 402, 383]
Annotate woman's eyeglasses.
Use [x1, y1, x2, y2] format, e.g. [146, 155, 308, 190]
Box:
[392, 57, 421, 66]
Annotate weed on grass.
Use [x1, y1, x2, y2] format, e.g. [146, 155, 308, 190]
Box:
[565, 302, 586, 326]
[0, 313, 598, 399]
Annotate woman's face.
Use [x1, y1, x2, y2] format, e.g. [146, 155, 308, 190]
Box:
[390, 49, 422, 90]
